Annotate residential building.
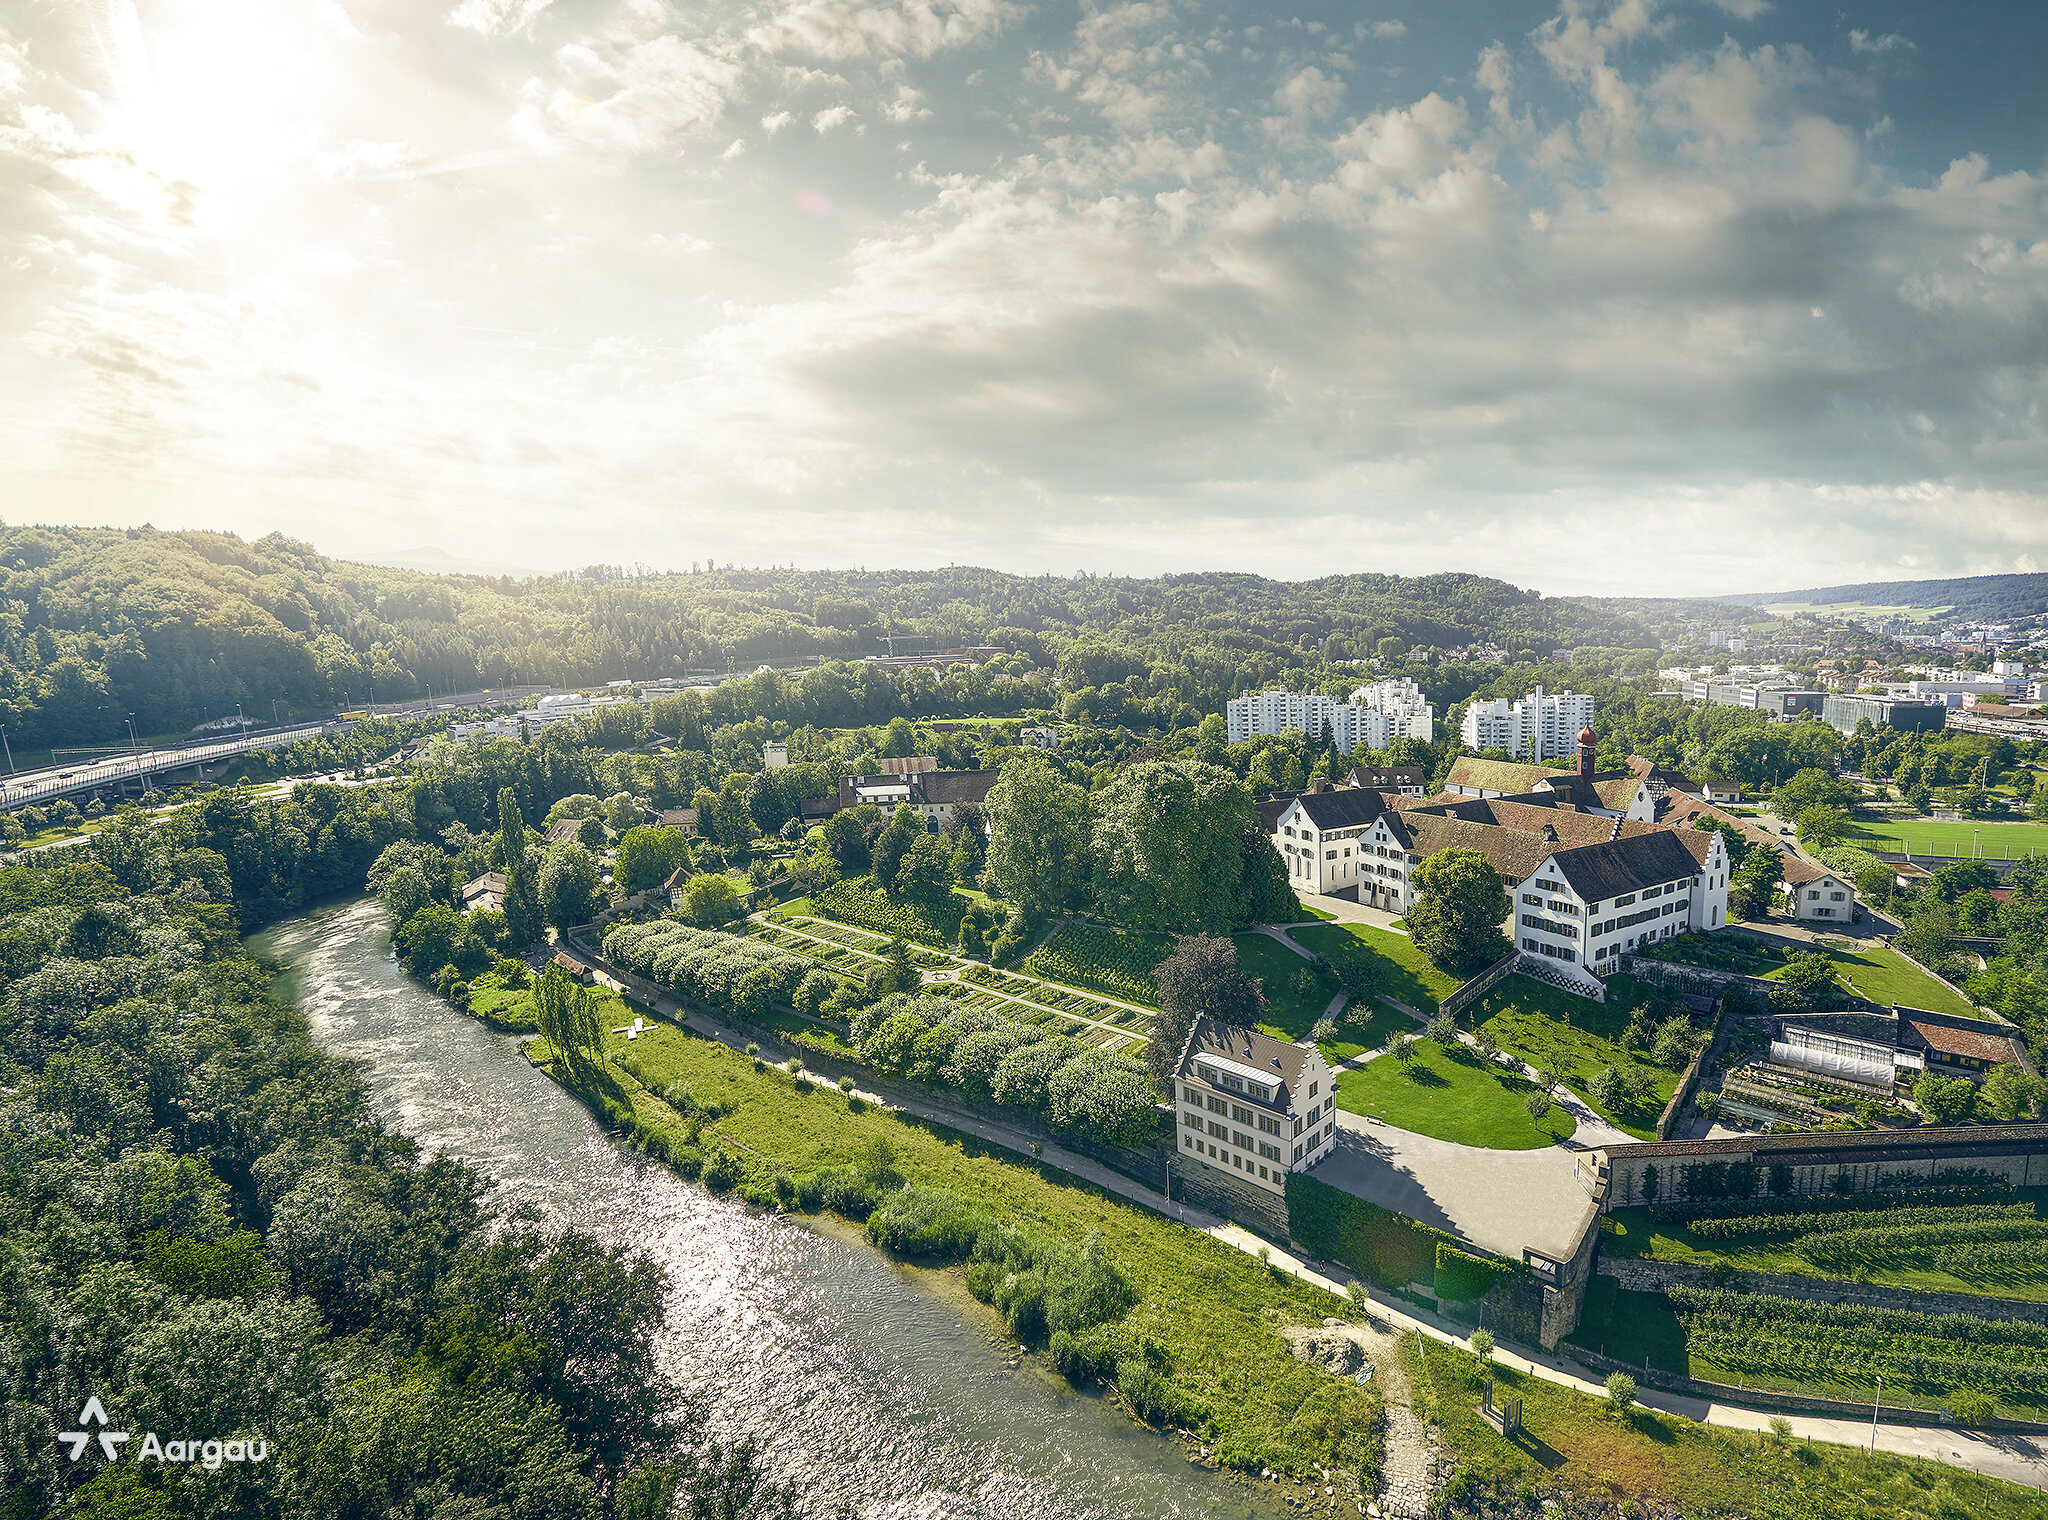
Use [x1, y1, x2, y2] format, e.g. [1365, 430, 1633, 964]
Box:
[1779, 858, 1856, 923]
[1019, 727, 1060, 748]
[1175, 1017, 1338, 1195]
[1271, 786, 1395, 897]
[764, 742, 789, 769]
[653, 808, 699, 835]
[1820, 695, 1949, 735]
[545, 818, 584, 845]
[1345, 764, 1431, 795]
[460, 872, 507, 914]
[1459, 686, 1595, 760]
[830, 768, 999, 829]
[1225, 684, 1433, 754]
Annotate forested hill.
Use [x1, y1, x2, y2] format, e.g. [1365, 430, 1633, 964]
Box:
[0, 523, 1705, 747]
[1720, 572, 2048, 622]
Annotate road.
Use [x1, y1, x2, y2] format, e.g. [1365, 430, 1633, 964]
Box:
[1, 722, 350, 808]
[553, 931, 2048, 1497]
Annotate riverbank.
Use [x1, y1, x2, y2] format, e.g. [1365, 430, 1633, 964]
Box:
[526, 1012, 1386, 1492]
[540, 928, 2048, 1517]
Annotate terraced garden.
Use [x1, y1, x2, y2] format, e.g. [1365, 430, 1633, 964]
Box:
[757, 909, 1153, 1053]
[1601, 1186, 2048, 1302]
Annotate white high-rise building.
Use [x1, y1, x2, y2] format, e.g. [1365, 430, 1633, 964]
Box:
[1460, 685, 1595, 761]
[1225, 683, 1434, 754]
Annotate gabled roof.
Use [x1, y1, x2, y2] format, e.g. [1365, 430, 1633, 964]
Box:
[654, 807, 699, 831]
[1549, 831, 1705, 903]
[1444, 756, 1566, 795]
[1288, 787, 1391, 830]
[1387, 812, 1561, 882]
[914, 769, 1000, 805]
[878, 756, 939, 775]
[546, 817, 584, 843]
[1347, 765, 1429, 788]
[1900, 1013, 2028, 1067]
[1779, 856, 1846, 888]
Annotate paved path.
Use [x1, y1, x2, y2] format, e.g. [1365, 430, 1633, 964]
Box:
[557, 938, 2048, 1497]
[1293, 895, 1409, 930]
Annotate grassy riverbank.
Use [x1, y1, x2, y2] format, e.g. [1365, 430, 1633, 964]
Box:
[530, 1014, 1384, 1483]
[1409, 1332, 2048, 1520]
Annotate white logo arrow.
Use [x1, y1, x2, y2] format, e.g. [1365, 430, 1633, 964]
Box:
[58, 1398, 128, 1461]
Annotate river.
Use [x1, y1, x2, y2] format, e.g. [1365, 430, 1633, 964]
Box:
[254, 897, 1288, 1520]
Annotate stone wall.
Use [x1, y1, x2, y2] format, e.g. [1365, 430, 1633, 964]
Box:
[1537, 1201, 1603, 1350]
[1596, 1256, 2048, 1326]
[1601, 1140, 2048, 1211]
[1176, 1157, 1291, 1240]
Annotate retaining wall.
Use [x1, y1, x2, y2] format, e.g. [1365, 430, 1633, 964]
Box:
[1565, 1347, 1966, 1426]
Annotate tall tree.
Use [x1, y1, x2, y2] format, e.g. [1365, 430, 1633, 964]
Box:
[1148, 934, 1267, 1093]
[869, 803, 923, 891]
[499, 787, 545, 948]
[1090, 759, 1258, 934]
[1405, 848, 1511, 974]
[984, 755, 1092, 916]
[535, 961, 602, 1075]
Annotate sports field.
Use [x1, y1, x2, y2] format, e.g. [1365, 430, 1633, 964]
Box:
[1843, 816, 2048, 860]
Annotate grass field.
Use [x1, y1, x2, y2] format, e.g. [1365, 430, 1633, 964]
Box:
[1234, 932, 1333, 1041]
[1757, 600, 1950, 622]
[551, 1015, 1383, 1479]
[1334, 1039, 1577, 1149]
[1316, 1001, 1422, 1063]
[1760, 942, 1978, 1018]
[1415, 1327, 2048, 1518]
[1598, 1194, 2048, 1303]
[1842, 815, 2048, 860]
[1460, 975, 1681, 1139]
[1292, 922, 1465, 1013]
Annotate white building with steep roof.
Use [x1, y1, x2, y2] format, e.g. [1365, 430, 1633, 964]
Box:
[1175, 1017, 1338, 1194]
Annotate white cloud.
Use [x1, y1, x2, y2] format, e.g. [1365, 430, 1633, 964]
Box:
[1705, 0, 1769, 19]
[747, 0, 1016, 61]
[761, 109, 794, 135]
[447, 0, 556, 37]
[1849, 29, 1913, 55]
[812, 104, 856, 132]
[881, 83, 929, 122]
[1369, 21, 1407, 41]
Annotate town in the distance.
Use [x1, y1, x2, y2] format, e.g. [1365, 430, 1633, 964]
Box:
[8, 542, 2048, 1520]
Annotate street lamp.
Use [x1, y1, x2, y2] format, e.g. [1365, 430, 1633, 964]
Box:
[1869, 1372, 1884, 1454]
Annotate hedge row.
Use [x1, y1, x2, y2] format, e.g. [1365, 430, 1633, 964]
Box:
[603, 919, 845, 1018]
[849, 993, 1159, 1147]
[1647, 1180, 2013, 1225]
[1689, 1201, 2034, 1242]
[1802, 1218, 2048, 1272]
[1434, 1243, 1523, 1304]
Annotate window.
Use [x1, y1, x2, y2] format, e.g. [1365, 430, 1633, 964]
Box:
[1309, 1081, 1320, 1098]
[1259, 1141, 1282, 1161]
[1830, 891, 1845, 902]
[1207, 1120, 1228, 1140]
[1181, 1084, 1200, 1103]
[1231, 1103, 1252, 1124]
[1258, 1114, 1281, 1135]
[1292, 1143, 1303, 1161]
[1614, 893, 1636, 907]
[1182, 1111, 1201, 1128]
[1207, 1094, 1228, 1115]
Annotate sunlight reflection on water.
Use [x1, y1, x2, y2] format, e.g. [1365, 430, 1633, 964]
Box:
[256, 898, 1287, 1520]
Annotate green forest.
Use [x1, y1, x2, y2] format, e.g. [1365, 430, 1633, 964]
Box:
[0, 523, 1745, 746]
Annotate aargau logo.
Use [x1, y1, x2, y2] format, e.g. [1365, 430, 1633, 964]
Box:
[58, 1398, 269, 1471]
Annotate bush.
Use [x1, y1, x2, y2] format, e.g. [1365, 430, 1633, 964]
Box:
[864, 1184, 989, 1259]
[1435, 1242, 1520, 1303]
[1468, 1327, 1494, 1359]
[1287, 1174, 1450, 1289]
[1605, 1371, 1637, 1411]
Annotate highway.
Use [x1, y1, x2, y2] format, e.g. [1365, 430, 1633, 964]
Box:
[1, 722, 348, 808]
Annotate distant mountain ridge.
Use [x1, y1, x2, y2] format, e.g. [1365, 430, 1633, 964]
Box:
[1719, 572, 2048, 623]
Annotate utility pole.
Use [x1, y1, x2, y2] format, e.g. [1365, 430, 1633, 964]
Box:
[1869, 1373, 1883, 1454]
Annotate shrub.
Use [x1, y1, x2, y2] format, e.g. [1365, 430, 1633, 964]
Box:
[864, 1184, 988, 1259]
[1468, 1327, 1494, 1359]
[1435, 1243, 1520, 1303]
[1605, 1371, 1637, 1411]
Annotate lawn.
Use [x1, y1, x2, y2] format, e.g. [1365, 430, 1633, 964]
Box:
[1412, 1328, 2048, 1519]
[1334, 1040, 1577, 1150]
[1842, 815, 2048, 861]
[1293, 922, 1465, 1013]
[466, 984, 538, 1032]
[549, 1016, 1383, 1480]
[1762, 943, 1978, 1018]
[1460, 975, 1682, 1139]
[1234, 931, 1334, 1041]
[1316, 1000, 1422, 1064]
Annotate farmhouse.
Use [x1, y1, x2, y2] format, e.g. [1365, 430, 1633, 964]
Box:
[1779, 856, 1857, 923]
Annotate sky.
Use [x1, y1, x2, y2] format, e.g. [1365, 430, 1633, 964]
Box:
[2, 0, 2047, 597]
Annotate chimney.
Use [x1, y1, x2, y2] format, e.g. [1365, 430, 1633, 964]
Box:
[1312, 778, 1331, 793]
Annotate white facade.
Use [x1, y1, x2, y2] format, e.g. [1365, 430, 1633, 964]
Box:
[1226, 686, 1434, 754]
[1514, 843, 1729, 979]
[763, 741, 789, 768]
[1272, 795, 1386, 897]
[1176, 1038, 1337, 1195]
[1346, 677, 1436, 743]
[1459, 686, 1596, 760]
[1784, 870, 1856, 923]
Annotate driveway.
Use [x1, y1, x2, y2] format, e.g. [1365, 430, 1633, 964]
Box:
[1290, 894, 1410, 931]
[1317, 1111, 1599, 1261]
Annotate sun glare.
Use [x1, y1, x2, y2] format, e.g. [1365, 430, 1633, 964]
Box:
[101, 0, 323, 221]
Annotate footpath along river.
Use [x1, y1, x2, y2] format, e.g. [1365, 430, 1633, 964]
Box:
[255, 897, 1290, 1520]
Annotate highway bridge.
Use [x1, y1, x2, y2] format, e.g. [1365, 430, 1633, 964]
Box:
[1, 721, 352, 809]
